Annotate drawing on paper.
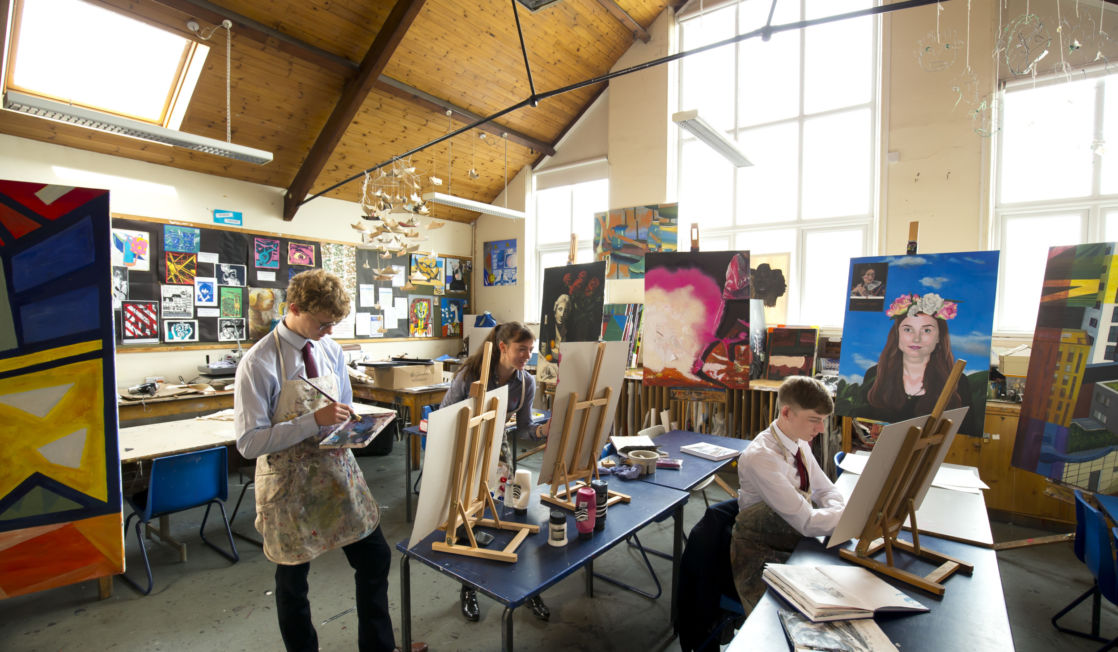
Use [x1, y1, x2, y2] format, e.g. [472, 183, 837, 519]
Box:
[219, 286, 243, 318]
[161, 284, 194, 319]
[110, 228, 150, 270]
[122, 301, 159, 342]
[255, 237, 281, 269]
[163, 224, 201, 253]
[164, 319, 199, 343]
[217, 263, 246, 287]
[195, 277, 217, 307]
[164, 251, 197, 285]
[288, 242, 315, 267]
[218, 318, 246, 342]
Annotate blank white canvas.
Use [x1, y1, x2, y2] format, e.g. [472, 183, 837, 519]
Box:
[408, 384, 508, 549]
[538, 341, 628, 486]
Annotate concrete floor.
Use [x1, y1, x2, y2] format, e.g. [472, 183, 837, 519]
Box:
[1, 431, 1116, 651]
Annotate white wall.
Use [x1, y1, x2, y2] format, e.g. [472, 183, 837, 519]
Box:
[0, 134, 472, 386]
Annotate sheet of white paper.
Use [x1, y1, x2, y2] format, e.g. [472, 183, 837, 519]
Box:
[197, 308, 220, 317]
[383, 306, 397, 330]
[390, 265, 405, 287]
[394, 298, 407, 318]
[379, 287, 394, 307]
[359, 284, 377, 307]
[369, 314, 384, 337]
[334, 308, 356, 339]
[538, 341, 628, 486]
[409, 385, 508, 549]
[257, 271, 276, 282]
[355, 312, 371, 336]
[197, 251, 219, 264]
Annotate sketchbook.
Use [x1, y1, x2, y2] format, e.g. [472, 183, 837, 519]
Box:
[319, 411, 396, 448]
[778, 609, 898, 652]
[679, 441, 740, 461]
[763, 563, 927, 623]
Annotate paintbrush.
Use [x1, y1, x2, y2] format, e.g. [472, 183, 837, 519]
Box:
[298, 374, 362, 422]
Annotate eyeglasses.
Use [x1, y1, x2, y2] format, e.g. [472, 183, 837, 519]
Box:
[307, 314, 339, 331]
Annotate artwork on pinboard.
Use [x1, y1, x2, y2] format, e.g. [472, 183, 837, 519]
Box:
[194, 277, 217, 307]
[834, 251, 1000, 437]
[111, 266, 128, 310]
[111, 228, 150, 270]
[765, 327, 819, 381]
[254, 237, 281, 269]
[483, 239, 517, 286]
[0, 179, 123, 599]
[538, 261, 606, 383]
[410, 297, 433, 337]
[410, 253, 444, 288]
[164, 319, 199, 343]
[444, 257, 470, 294]
[163, 224, 201, 253]
[217, 263, 246, 287]
[593, 203, 678, 279]
[643, 251, 751, 390]
[1011, 243, 1118, 492]
[160, 284, 194, 319]
[288, 242, 315, 267]
[248, 287, 285, 339]
[218, 318, 246, 342]
[219, 286, 243, 318]
[122, 300, 160, 343]
[441, 298, 466, 337]
[164, 251, 197, 285]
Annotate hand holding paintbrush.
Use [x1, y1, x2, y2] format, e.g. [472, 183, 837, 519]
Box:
[299, 374, 362, 423]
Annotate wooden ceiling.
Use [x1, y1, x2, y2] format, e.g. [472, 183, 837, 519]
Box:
[0, 0, 680, 223]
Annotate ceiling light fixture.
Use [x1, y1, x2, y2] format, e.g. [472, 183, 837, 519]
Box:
[3, 90, 273, 165]
[672, 109, 752, 168]
[422, 192, 527, 220]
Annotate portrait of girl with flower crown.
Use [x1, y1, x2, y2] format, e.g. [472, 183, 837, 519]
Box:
[834, 251, 1000, 436]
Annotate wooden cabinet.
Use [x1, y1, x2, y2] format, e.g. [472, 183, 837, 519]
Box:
[943, 402, 1074, 524]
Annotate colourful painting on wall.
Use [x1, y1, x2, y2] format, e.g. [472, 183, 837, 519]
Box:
[254, 237, 280, 269]
[1011, 243, 1118, 492]
[164, 251, 197, 285]
[0, 179, 123, 599]
[537, 262, 607, 382]
[110, 228, 150, 271]
[410, 297, 433, 337]
[834, 251, 1000, 437]
[220, 286, 243, 318]
[643, 251, 751, 390]
[445, 257, 470, 294]
[163, 224, 200, 253]
[765, 327, 819, 381]
[410, 253, 444, 289]
[122, 301, 159, 343]
[593, 203, 678, 279]
[483, 239, 516, 286]
[288, 242, 316, 267]
[441, 298, 466, 337]
[248, 287, 285, 340]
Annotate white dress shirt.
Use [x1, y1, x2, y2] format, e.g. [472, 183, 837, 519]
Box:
[736, 420, 845, 537]
[234, 319, 353, 459]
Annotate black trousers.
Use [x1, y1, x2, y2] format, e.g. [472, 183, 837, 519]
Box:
[274, 527, 395, 652]
[676, 499, 739, 652]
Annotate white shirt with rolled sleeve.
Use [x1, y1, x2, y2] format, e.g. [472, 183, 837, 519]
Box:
[233, 319, 353, 459]
[736, 420, 845, 537]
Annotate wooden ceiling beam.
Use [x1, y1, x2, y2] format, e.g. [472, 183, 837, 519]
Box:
[374, 76, 554, 156]
[595, 0, 650, 43]
[283, 0, 427, 221]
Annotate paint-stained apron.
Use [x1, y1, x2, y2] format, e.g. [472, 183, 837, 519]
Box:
[729, 500, 801, 613]
[254, 329, 379, 565]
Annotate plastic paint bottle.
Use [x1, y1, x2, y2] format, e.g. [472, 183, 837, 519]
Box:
[548, 510, 567, 547]
[591, 479, 608, 532]
[510, 469, 532, 515]
[575, 486, 597, 540]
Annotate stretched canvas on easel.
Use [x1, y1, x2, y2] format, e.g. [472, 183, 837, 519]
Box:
[408, 385, 508, 549]
[538, 341, 628, 486]
[0, 180, 123, 599]
[538, 261, 606, 381]
[1011, 243, 1118, 492]
[593, 203, 678, 279]
[643, 250, 751, 390]
[834, 252, 999, 437]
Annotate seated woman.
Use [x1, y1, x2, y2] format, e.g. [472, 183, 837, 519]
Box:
[860, 292, 975, 434]
[439, 321, 551, 623]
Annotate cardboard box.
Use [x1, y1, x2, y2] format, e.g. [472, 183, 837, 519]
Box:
[999, 345, 1031, 377]
[371, 362, 443, 390]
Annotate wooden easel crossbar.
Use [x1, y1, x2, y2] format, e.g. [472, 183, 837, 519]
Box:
[838, 359, 975, 595]
[541, 342, 630, 511]
[431, 342, 538, 563]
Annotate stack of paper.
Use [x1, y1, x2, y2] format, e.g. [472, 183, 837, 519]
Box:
[778, 609, 898, 652]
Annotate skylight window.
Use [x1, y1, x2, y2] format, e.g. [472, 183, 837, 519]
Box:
[6, 0, 208, 129]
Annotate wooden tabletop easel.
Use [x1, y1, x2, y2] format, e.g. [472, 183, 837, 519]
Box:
[541, 342, 631, 511]
[838, 359, 975, 595]
[431, 342, 538, 563]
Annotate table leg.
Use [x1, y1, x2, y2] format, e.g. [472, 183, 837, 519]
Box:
[585, 559, 594, 597]
[405, 427, 414, 522]
[671, 503, 683, 626]
[98, 575, 112, 599]
[145, 515, 187, 561]
[405, 398, 422, 470]
[501, 605, 514, 652]
[401, 555, 412, 651]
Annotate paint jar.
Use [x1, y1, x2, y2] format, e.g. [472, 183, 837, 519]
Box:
[591, 479, 608, 532]
[575, 486, 597, 540]
[548, 510, 567, 547]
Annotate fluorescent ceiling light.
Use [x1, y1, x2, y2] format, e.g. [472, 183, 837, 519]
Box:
[422, 192, 527, 220]
[3, 90, 273, 165]
[672, 109, 752, 168]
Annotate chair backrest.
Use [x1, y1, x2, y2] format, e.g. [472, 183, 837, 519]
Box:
[144, 447, 229, 519]
[1082, 498, 1116, 599]
[1074, 489, 1089, 563]
[834, 451, 846, 477]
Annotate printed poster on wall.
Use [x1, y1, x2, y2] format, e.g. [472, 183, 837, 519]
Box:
[483, 239, 516, 286]
[834, 251, 999, 439]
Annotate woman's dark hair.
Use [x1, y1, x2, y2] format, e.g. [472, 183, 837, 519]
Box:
[866, 314, 961, 413]
[459, 321, 536, 382]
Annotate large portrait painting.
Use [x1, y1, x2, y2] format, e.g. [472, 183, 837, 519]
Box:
[538, 261, 606, 382]
[834, 252, 1000, 437]
[1011, 243, 1118, 492]
[643, 251, 751, 390]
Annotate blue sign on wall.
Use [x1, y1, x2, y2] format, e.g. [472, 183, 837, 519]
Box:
[213, 209, 243, 226]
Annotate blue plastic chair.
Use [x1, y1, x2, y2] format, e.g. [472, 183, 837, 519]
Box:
[1053, 491, 1116, 643]
[834, 450, 846, 478]
[120, 447, 239, 595]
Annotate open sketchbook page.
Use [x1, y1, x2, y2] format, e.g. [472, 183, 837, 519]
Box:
[779, 609, 898, 652]
[763, 563, 927, 622]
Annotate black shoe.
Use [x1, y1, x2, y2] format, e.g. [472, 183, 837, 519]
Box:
[526, 594, 550, 621]
[460, 585, 480, 622]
